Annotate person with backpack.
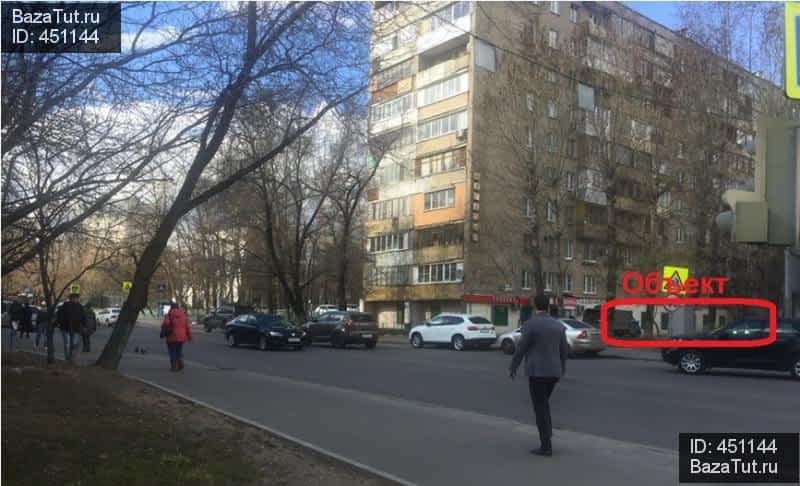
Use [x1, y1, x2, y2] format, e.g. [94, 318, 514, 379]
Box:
[56, 293, 86, 363]
[81, 304, 97, 352]
[161, 302, 192, 372]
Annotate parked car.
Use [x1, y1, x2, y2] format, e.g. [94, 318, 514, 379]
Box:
[303, 311, 378, 349]
[225, 313, 306, 350]
[498, 318, 605, 356]
[662, 318, 800, 379]
[312, 304, 339, 317]
[408, 314, 496, 351]
[96, 307, 121, 327]
[199, 305, 245, 332]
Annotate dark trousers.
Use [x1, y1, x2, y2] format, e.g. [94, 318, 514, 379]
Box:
[167, 342, 184, 363]
[528, 377, 559, 448]
[81, 334, 91, 352]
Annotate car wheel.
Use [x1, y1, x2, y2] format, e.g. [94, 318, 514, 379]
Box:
[258, 336, 268, 351]
[410, 333, 424, 349]
[791, 355, 800, 380]
[678, 351, 705, 375]
[583, 350, 599, 357]
[501, 339, 515, 355]
[365, 340, 376, 349]
[227, 333, 238, 348]
[452, 334, 465, 351]
[332, 334, 345, 349]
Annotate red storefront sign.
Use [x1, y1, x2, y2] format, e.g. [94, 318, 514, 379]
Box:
[463, 294, 531, 305]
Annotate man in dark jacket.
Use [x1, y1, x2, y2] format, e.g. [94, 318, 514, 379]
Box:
[81, 304, 97, 352]
[56, 293, 86, 362]
[8, 298, 25, 350]
[509, 294, 569, 457]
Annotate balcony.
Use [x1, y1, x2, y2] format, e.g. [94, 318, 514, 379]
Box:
[366, 215, 415, 234]
[416, 53, 469, 88]
[414, 243, 464, 264]
[369, 108, 417, 135]
[373, 249, 413, 267]
[417, 15, 470, 54]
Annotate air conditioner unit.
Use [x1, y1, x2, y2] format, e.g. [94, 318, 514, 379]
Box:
[456, 129, 468, 141]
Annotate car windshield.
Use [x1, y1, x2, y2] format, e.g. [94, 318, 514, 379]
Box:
[563, 319, 593, 329]
[469, 317, 491, 324]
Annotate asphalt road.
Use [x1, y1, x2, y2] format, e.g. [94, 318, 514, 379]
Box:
[120, 320, 799, 451]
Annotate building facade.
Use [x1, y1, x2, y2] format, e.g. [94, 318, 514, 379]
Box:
[364, 1, 796, 331]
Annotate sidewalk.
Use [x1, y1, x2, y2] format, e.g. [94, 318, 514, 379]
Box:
[121, 354, 678, 486]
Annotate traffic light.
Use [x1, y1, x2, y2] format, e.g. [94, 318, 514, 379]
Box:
[715, 116, 799, 246]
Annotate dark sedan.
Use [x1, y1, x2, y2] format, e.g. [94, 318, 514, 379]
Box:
[225, 313, 306, 351]
[302, 311, 378, 349]
[662, 318, 800, 379]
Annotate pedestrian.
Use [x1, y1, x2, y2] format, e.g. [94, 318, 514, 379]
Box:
[161, 302, 192, 372]
[56, 293, 86, 363]
[81, 304, 97, 353]
[21, 303, 34, 339]
[8, 298, 24, 350]
[509, 294, 569, 457]
[34, 303, 49, 350]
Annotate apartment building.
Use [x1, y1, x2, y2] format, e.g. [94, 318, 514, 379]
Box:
[364, 1, 795, 331]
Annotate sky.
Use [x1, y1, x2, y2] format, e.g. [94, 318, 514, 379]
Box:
[624, 2, 682, 30]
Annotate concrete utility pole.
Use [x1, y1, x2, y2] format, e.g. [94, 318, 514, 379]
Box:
[716, 117, 800, 317]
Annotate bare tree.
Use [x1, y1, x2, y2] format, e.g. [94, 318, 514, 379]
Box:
[96, 3, 368, 369]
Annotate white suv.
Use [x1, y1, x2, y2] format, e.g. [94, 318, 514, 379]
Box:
[408, 313, 496, 351]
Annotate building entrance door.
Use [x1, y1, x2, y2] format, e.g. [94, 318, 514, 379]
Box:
[491, 305, 509, 327]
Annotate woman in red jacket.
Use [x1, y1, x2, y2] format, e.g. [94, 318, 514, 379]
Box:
[161, 302, 192, 371]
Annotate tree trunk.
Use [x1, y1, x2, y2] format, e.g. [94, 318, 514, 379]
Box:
[96, 206, 183, 369]
[336, 218, 351, 310]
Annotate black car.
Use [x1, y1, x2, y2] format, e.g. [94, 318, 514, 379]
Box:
[200, 304, 255, 332]
[302, 311, 378, 349]
[662, 318, 800, 379]
[225, 313, 306, 350]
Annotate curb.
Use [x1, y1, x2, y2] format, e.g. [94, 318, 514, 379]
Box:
[125, 374, 417, 486]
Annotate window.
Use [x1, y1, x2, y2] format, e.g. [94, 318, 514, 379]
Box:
[368, 232, 409, 253]
[522, 270, 532, 290]
[526, 93, 534, 112]
[372, 24, 416, 57]
[658, 192, 671, 209]
[371, 94, 412, 123]
[677, 143, 685, 159]
[369, 196, 409, 221]
[373, 126, 414, 151]
[569, 4, 578, 22]
[562, 272, 573, 292]
[547, 100, 558, 118]
[430, 2, 470, 31]
[564, 239, 574, 259]
[550, 1, 560, 15]
[418, 111, 467, 141]
[525, 197, 534, 218]
[414, 223, 463, 249]
[547, 133, 558, 153]
[546, 200, 557, 222]
[527, 126, 533, 149]
[544, 236, 557, 257]
[374, 59, 413, 89]
[622, 247, 632, 265]
[544, 272, 555, 291]
[583, 274, 597, 294]
[589, 12, 599, 25]
[475, 39, 497, 72]
[548, 30, 559, 49]
[416, 261, 464, 283]
[676, 225, 686, 243]
[577, 83, 595, 110]
[417, 148, 466, 177]
[565, 172, 576, 191]
[567, 138, 576, 158]
[564, 205, 575, 225]
[547, 70, 557, 83]
[424, 188, 456, 210]
[367, 265, 411, 286]
[377, 161, 412, 185]
[583, 241, 597, 261]
[418, 72, 468, 106]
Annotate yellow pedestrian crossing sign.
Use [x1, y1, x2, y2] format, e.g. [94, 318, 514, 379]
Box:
[786, 2, 800, 99]
[69, 284, 80, 295]
[122, 281, 133, 292]
[662, 265, 689, 295]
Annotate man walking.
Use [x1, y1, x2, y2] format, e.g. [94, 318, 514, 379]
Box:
[81, 304, 97, 352]
[509, 294, 569, 456]
[56, 293, 86, 363]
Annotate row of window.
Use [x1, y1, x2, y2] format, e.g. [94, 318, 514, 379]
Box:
[369, 224, 464, 254]
[372, 72, 469, 123]
[373, 147, 467, 186]
[368, 232, 409, 253]
[373, 2, 469, 60]
[368, 196, 410, 221]
[423, 187, 456, 211]
[521, 270, 597, 294]
[416, 261, 463, 284]
[365, 261, 465, 286]
[418, 110, 467, 141]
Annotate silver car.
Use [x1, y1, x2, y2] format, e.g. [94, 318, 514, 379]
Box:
[498, 318, 606, 356]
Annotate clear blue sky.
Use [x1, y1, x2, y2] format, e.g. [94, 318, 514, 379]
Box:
[624, 2, 682, 30]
